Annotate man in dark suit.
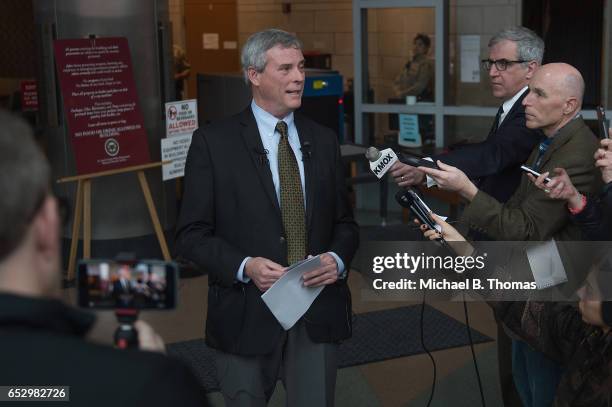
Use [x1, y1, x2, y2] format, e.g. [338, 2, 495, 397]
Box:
[112, 264, 135, 307]
[389, 26, 545, 407]
[390, 26, 545, 205]
[175, 29, 359, 406]
[419, 63, 601, 407]
[0, 110, 206, 407]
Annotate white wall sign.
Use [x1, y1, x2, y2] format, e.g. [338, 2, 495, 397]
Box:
[165, 99, 198, 138]
[161, 134, 193, 181]
[162, 99, 198, 180]
[223, 41, 237, 50]
[203, 33, 219, 50]
[460, 35, 481, 83]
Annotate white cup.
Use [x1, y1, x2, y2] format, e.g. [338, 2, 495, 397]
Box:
[405, 95, 417, 105]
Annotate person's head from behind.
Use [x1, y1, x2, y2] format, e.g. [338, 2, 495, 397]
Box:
[241, 29, 305, 119]
[484, 26, 544, 99]
[522, 63, 584, 137]
[0, 110, 59, 297]
[413, 33, 431, 57]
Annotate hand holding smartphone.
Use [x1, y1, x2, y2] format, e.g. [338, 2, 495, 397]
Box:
[521, 165, 552, 183]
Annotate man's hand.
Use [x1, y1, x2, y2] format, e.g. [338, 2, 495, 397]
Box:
[527, 167, 583, 208]
[595, 138, 612, 184]
[134, 320, 166, 353]
[245, 257, 286, 292]
[419, 161, 478, 200]
[389, 161, 425, 187]
[302, 253, 338, 287]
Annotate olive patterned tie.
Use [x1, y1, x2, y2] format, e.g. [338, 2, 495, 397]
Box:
[276, 120, 306, 264]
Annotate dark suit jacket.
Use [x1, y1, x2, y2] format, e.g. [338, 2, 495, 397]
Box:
[434, 90, 544, 203]
[175, 107, 359, 356]
[113, 279, 132, 295]
[0, 294, 206, 407]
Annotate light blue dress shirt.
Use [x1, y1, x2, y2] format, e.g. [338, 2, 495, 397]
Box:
[236, 100, 345, 282]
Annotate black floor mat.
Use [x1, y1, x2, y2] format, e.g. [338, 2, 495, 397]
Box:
[167, 304, 493, 393]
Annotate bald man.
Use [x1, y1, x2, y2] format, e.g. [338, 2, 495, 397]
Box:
[418, 63, 602, 406]
[421, 63, 599, 241]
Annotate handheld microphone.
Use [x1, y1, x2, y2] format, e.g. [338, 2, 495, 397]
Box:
[400, 153, 440, 170]
[366, 146, 438, 177]
[395, 189, 438, 231]
[365, 146, 399, 178]
[395, 189, 455, 255]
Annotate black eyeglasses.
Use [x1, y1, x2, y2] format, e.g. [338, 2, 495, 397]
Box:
[481, 59, 527, 71]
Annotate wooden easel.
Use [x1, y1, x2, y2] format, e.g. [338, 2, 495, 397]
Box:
[58, 161, 171, 280]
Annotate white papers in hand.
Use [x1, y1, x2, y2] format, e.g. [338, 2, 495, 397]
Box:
[526, 239, 568, 290]
[261, 255, 324, 330]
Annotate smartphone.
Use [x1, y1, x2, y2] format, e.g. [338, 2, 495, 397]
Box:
[400, 153, 439, 170]
[77, 260, 177, 310]
[596, 106, 609, 139]
[521, 165, 551, 184]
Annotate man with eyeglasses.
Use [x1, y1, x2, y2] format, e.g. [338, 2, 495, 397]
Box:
[390, 26, 545, 407]
[391, 26, 544, 205]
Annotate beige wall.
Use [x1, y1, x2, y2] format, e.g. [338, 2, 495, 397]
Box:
[236, 0, 353, 86]
[168, 0, 521, 93]
[168, 0, 524, 142]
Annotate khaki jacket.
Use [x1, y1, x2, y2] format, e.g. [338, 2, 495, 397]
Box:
[461, 116, 601, 242]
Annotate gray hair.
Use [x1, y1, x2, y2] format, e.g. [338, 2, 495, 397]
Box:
[240, 29, 303, 84]
[0, 110, 50, 261]
[489, 26, 545, 65]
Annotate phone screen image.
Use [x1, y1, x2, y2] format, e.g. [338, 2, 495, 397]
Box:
[77, 260, 177, 310]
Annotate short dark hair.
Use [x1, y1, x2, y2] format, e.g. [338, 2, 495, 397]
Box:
[414, 33, 431, 49]
[0, 110, 50, 261]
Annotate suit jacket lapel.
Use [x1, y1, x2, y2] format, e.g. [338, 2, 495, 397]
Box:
[496, 89, 528, 132]
[239, 108, 282, 218]
[294, 114, 315, 230]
